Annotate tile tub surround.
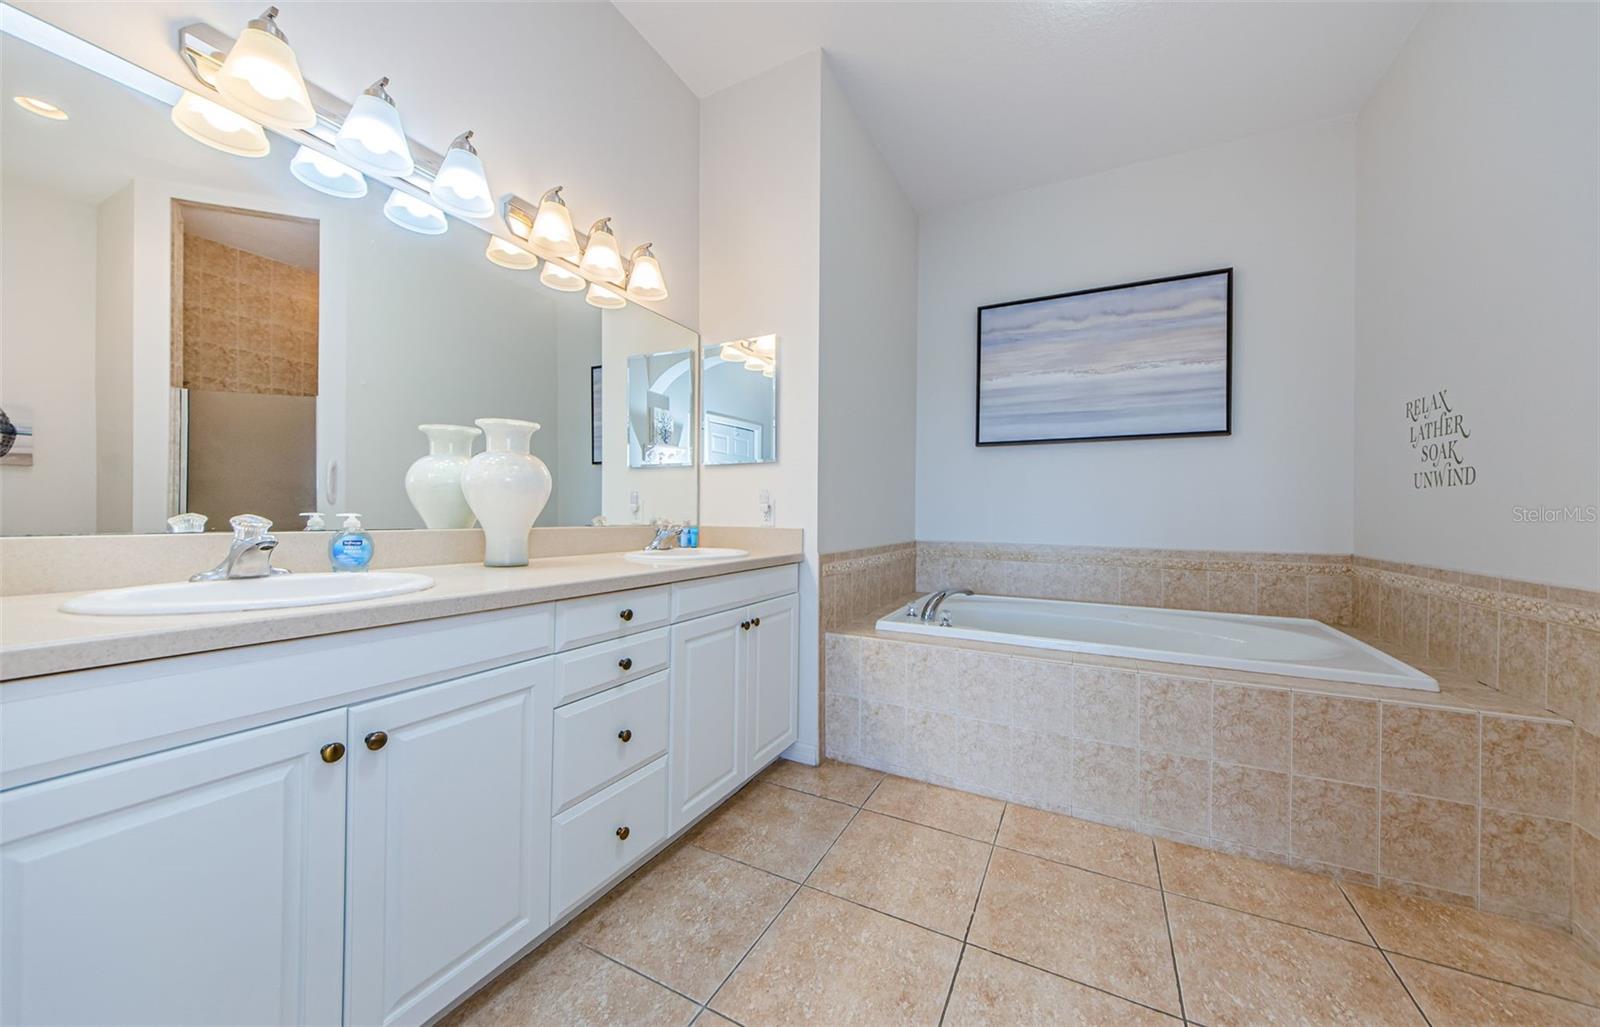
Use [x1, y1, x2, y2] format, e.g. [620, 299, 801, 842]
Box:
[444, 760, 1600, 1027]
[821, 541, 918, 630]
[825, 625, 1589, 934]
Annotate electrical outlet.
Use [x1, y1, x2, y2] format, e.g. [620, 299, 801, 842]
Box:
[758, 489, 774, 525]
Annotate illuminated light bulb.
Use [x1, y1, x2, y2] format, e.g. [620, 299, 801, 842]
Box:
[539, 261, 586, 292]
[578, 217, 625, 284]
[170, 90, 270, 158]
[383, 188, 447, 235]
[289, 145, 366, 198]
[335, 77, 413, 177]
[720, 342, 744, 363]
[585, 282, 626, 309]
[624, 243, 668, 301]
[485, 236, 538, 270]
[429, 130, 494, 219]
[530, 186, 579, 258]
[214, 6, 316, 131]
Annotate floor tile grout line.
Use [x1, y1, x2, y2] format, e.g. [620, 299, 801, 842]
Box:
[1151, 841, 1189, 1024]
[1333, 883, 1433, 1027]
[934, 943, 968, 1027]
[938, 805, 1003, 1026]
[961, 941, 1187, 1021]
[796, 880, 973, 944]
[1163, 889, 1382, 949]
[992, 839, 1160, 890]
[578, 942, 714, 1012]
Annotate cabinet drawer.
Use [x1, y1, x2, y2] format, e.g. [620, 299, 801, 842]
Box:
[552, 672, 669, 812]
[671, 565, 798, 622]
[554, 586, 670, 650]
[551, 758, 668, 918]
[553, 628, 670, 706]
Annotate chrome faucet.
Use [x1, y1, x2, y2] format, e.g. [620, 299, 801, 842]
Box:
[920, 588, 972, 623]
[644, 522, 683, 551]
[191, 515, 289, 581]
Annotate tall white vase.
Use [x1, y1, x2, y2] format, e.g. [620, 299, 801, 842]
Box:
[460, 418, 552, 567]
[404, 424, 481, 529]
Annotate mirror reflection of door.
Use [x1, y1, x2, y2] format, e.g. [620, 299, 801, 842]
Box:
[173, 202, 318, 530]
[705, 412, 761, 465]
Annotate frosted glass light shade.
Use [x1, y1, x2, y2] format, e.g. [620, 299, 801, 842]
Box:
[625, 244, 668, 301]
[486, 236, 538, 270]
[215, 8, 316, 131]
[383, 189, 447, 235]
[579, 218, 624, 284]
[290, 145, 366, 198]
[585, 283, 626, 310]
[14, 96, 68, 120]
[530, 187, 579, 259]
[170, 91, 270, 158]
[539, 262, 586, 292]
[429, 131, 494, 219]
[335, 79, 413, 176]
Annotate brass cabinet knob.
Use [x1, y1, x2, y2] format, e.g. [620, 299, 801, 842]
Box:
[615, 825, 630, 840]
[741, 620, 751, 630]
[618, 728, 633, 743]
[365, 731, 388, 751]
[751, 617, 761, 627]
[619, 608, 634, 622]
[618, 657, 633, 671]
[320, 742, 345, 763]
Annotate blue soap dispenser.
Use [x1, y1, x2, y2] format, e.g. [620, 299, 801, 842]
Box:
[330, 513, 374, 572]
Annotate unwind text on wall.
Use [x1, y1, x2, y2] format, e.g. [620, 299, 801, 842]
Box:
[1407, 389, 1476, 489]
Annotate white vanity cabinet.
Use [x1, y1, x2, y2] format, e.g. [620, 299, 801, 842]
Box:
[0, 711, 349, 1027]
[343, 660, 553, 1027]
[0, 561, 801, 1027]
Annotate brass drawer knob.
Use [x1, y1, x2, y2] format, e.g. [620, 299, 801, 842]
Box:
[751, 617, 761, 627]
[618, 657, 633, 671]
[618, 728, 633, 743]
[320, 742, 345, 764]
[365, 731, 388, 751]
[741, 620, 751, 630]
[619, 608, 634, 622]
[615, 825, 630, 840]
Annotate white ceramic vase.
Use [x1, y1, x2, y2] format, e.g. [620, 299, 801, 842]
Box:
[460, 418, 552, 567]
[404, 424, 481, 529]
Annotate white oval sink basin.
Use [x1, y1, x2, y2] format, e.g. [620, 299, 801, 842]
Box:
[61, 572, 435, 616]
[622, 547, 748, 565]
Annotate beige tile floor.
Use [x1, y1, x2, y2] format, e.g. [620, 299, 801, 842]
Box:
[444, 759, 1600, 1027]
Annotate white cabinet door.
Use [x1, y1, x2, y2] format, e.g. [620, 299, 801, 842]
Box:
[745, 593, 800, 773]
[0, 710, 347, 1027]
[344, 660, 553, 1027]
[669, 608, 747, 831]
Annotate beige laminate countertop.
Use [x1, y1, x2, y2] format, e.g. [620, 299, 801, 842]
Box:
[0, 546, 803, 682]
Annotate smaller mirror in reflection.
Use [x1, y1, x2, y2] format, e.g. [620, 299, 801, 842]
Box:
[626, 349, 695, 468]
[702, 335, 777, 465]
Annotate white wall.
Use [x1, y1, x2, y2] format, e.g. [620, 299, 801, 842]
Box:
[0, 180, 98, 535]
[16, 1, 701, 329]
[698, 52, 822, 761]
[916, 119, 1357, 553]
[93, 184, 136, 532]
[817, 59, 918, 555]
[1354, 2, 1599, 589]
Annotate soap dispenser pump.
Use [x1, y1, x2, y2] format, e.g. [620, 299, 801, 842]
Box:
[329, 513, 374, 572]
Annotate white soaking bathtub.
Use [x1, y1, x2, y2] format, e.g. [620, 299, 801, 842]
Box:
[878, 592, 1437, 691]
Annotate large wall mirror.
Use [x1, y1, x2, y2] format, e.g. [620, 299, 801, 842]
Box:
[0, 26, 698, 536]
[702, 336, 777, 465]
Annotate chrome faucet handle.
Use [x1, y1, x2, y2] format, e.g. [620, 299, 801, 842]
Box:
[229, 514, 274, 541]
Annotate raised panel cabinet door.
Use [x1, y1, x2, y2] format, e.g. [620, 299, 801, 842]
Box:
[745, 593, 800, 773]
[668, 608, 747, 832]
[0, 710, 347, 1027]
[344, 659, 554, 1027]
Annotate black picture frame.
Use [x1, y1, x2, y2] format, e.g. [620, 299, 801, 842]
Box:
[975, 267, 1233, 447]
[590, 365, 603, 465]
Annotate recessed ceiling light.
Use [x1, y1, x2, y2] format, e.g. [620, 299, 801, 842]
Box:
[13, 96, 68, 120]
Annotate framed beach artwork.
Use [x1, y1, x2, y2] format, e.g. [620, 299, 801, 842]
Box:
[976, 268, 1232, 446]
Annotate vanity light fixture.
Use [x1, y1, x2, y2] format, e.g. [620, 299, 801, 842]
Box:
[214, 7, 316, 131]
[578, 217, 625, 284]
[719, 335, 776, 376]
[335, 77, 413, 177]
[429, 130, 494, 220]
[13, 96, 68, 120]
[383, 188, 448, 235]
[584, 282, 627, 310]
[170, 90, 270, 157]
[289, 144, 367, 198]
[529, 186, 580, 258]
[485, 236, 539, 271]
[539, 261, 586, 292]
[624, 243, 668, 302]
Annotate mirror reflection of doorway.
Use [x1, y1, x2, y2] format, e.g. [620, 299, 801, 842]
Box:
[705, 412, 762, 465]
[172, 203, 318, 530]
